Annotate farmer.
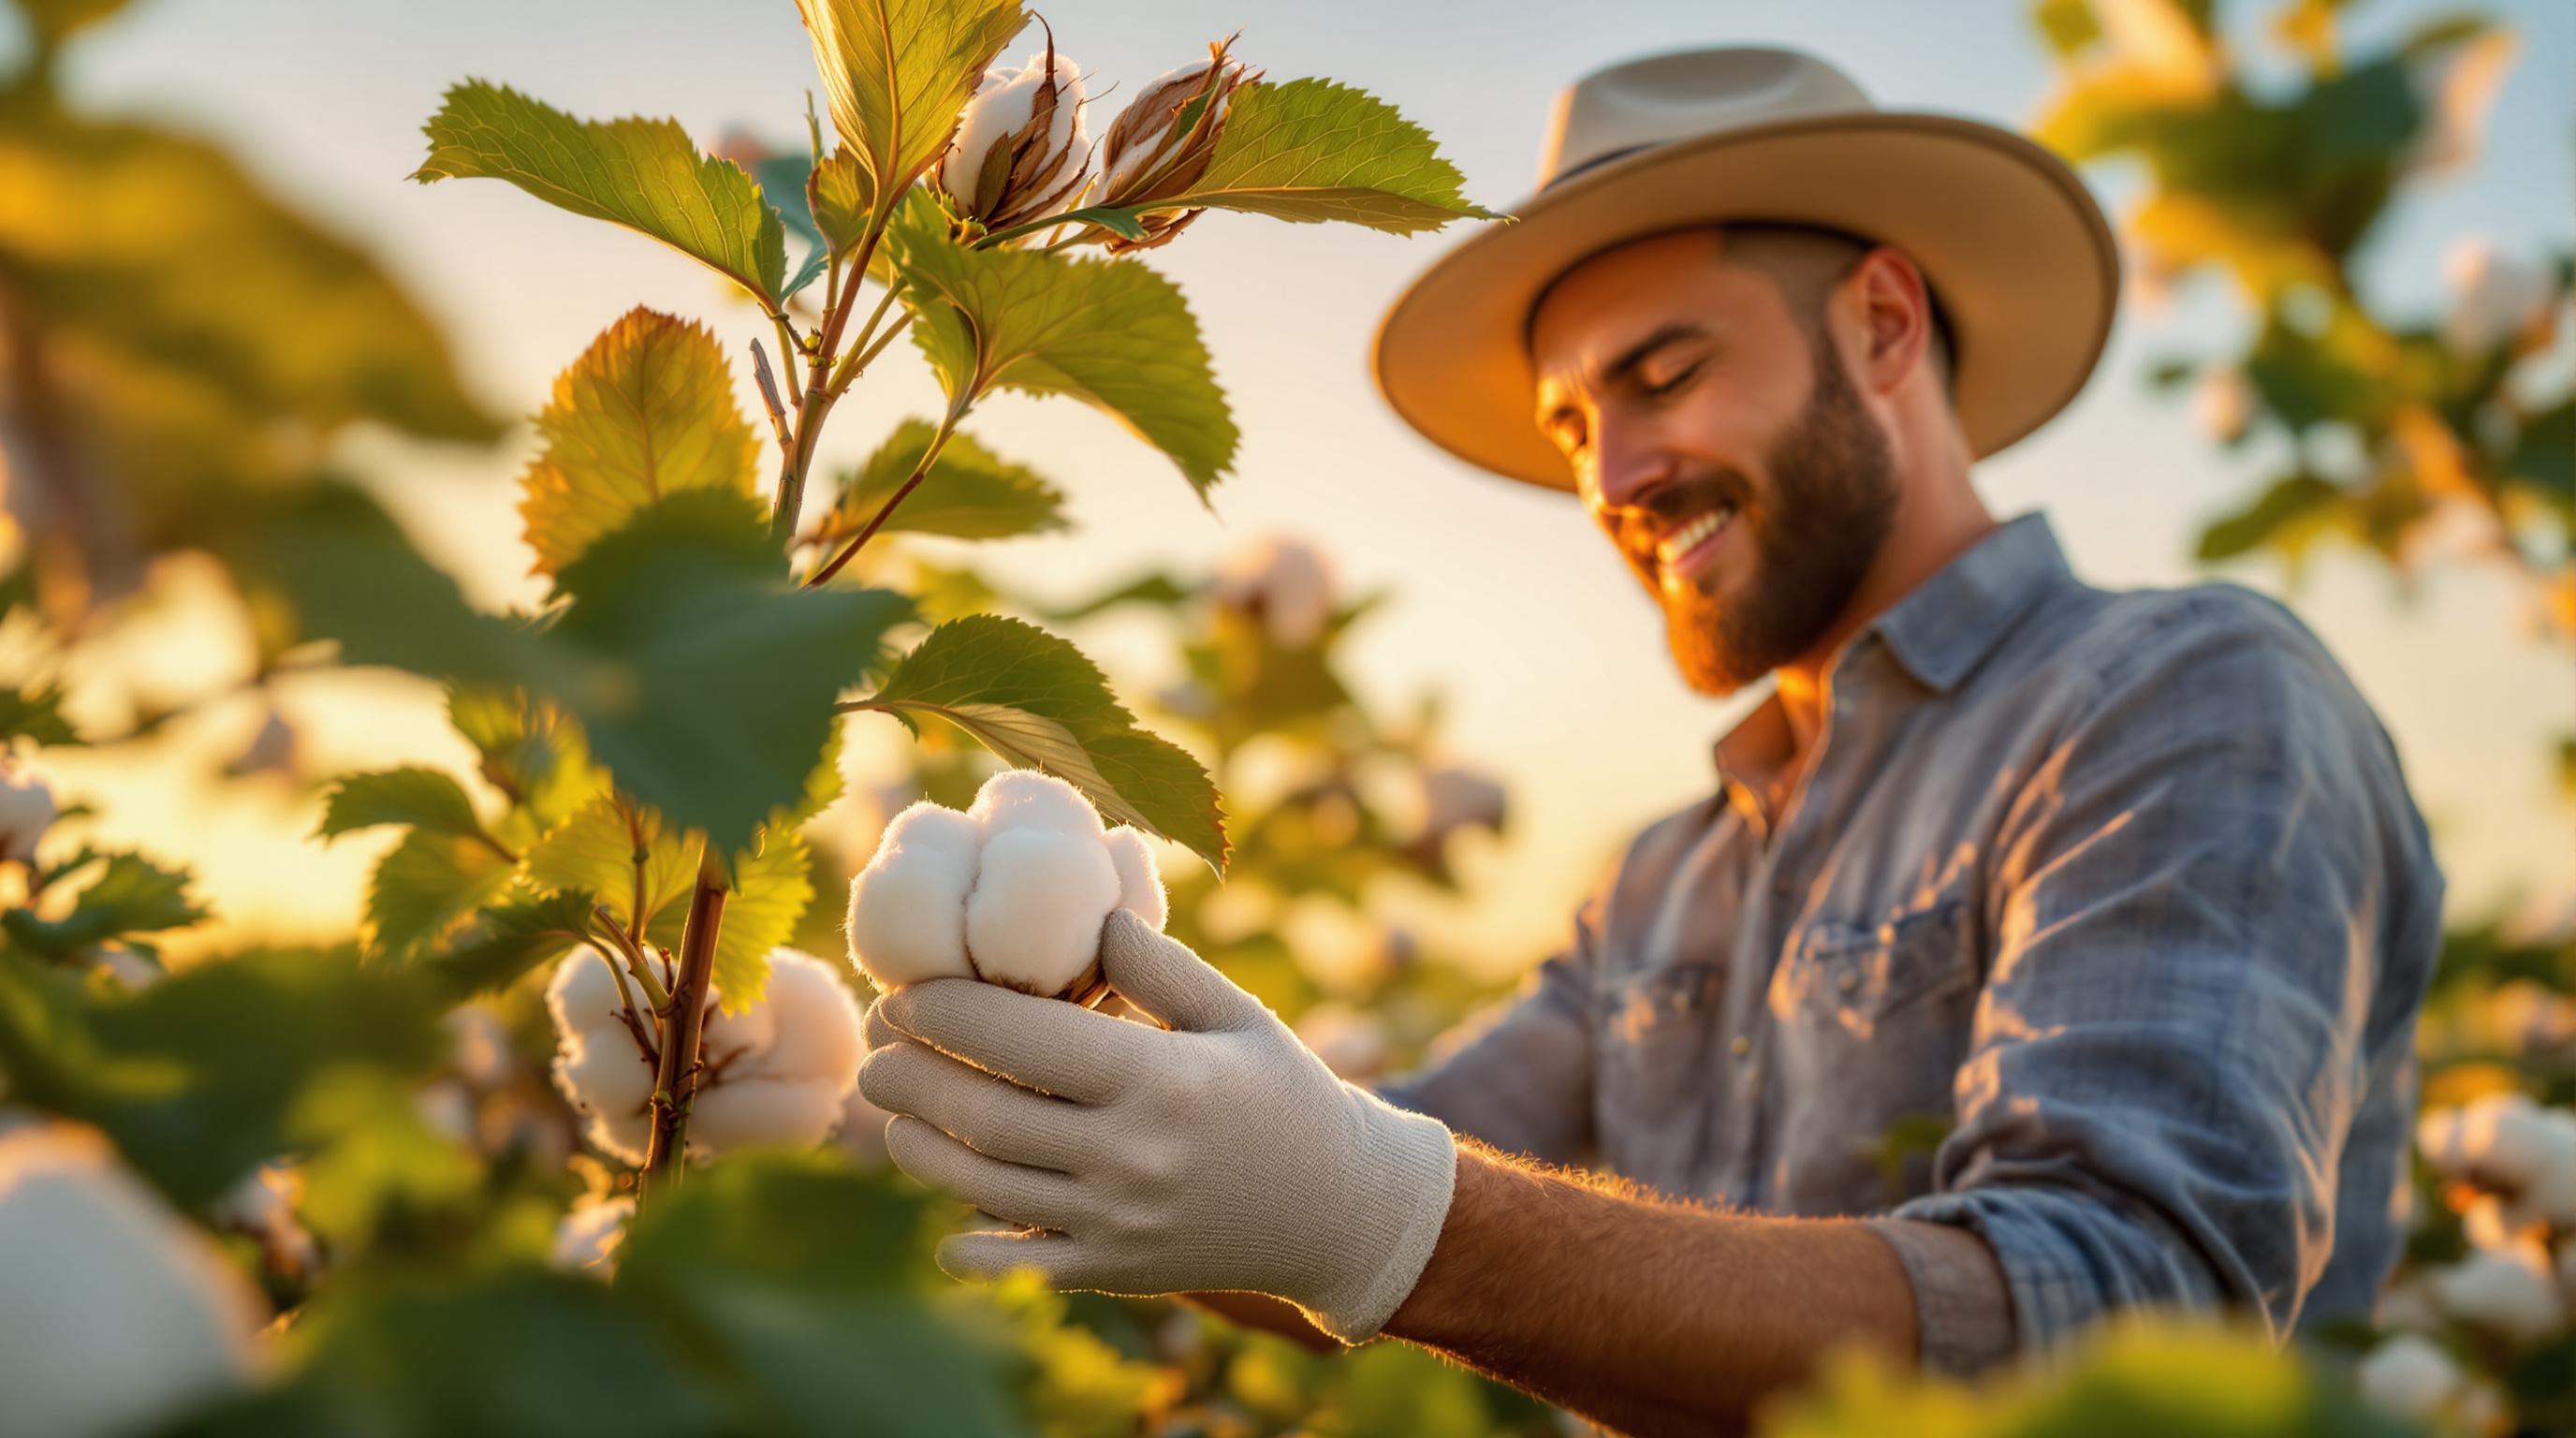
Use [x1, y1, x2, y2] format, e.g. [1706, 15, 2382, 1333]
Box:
[856, 47, 2444, 1431]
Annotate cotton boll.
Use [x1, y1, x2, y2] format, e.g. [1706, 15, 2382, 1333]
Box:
[2459, 1091, 2563, 1189]
[551, 1196, 633, 1276]
[1102, 826, 1167, 930]
[552, 1032, 658, 1166]
[443, 1004, 514, 1088]
[846, 801, 982, 989]
[2418, 1106, 2469, 1172]
[688, 1078, 850, 1153]
[1214, 534, 1334, 648]
[2436, 1245, 2567, 1344]
[968, 768, 1104, 843]
[0, 1125, 266, 1438]
[2353, 1332, 2463, 1422]
[741, 948, 864, 1090]
[965, 827, 1120, 996]
[0, 749, 58, 865]
[2443, 236, 2551, 354]
[699, 982, 781, 1064]
[545, 948, 634, 1041]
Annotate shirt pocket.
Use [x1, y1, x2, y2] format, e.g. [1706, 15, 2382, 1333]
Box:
[1594, 962, 1726, 1192]
[1784, 895, 1976, 1034]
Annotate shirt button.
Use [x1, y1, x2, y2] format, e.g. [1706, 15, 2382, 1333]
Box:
[1730, 1035, 1752, 1060]
[1837, 970, 1860, 994]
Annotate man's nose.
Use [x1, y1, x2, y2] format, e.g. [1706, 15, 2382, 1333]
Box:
[1589, 418, 1676, 515]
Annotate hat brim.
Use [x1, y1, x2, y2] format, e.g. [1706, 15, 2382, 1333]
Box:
[1370, 110, 2119, 491]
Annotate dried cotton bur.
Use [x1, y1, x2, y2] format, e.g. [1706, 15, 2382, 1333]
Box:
[846, 769, 1168, 1004]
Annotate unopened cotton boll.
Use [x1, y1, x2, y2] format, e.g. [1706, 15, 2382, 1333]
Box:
[846, 801, 982, 989]
[551, 1196, 633, 1276]
[0, 1125, 266, 1438]
[2436, 1245, 2567, 1344]
[1103, 826, 1168, 930]
[966, 826, 1121, 996]
[2353, 1332, 2463, 1422]
[0, 749, 58, 866]
[1214, 534, 1334, 648]
[937, 47, 1092, 229]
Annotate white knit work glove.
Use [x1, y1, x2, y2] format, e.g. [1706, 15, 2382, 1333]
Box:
[858, 909, 1457, 1343]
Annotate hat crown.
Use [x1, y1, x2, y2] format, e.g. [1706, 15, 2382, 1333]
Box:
[1535, 47, 1874, 189]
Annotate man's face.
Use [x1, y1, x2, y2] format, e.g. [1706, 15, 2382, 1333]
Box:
[1529, 229, 1897, 697]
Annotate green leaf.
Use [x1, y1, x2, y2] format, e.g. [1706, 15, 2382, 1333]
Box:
[316, 768, 487, 843]
[809, 146, 875, 252]
[520, 308, 762, 579]
[15, 0, 130, 51]
[1036, 571, 1193, 623]
[0, 946, 445, 1209]
[549, 490, 913, 850]
[446, 684, 601, 828]
[413, 81, 789, 306]
[227, 483, 910, 853]
[0, 850, 202, 957]
[367, 830, 514, 959]
[892, 214, 1237, 497]
[0, 682, 78, 745]
[524, 795, 695, 935]
[859, 615, 1226, 871]
[793, 0, 1028, 203]
[1103, 79, 1505, 235]
[646, 829, 813, 1013]
[831, 418, 1067, 540]
[2030, 0, 2103, 56]
[423, 888, 598, 999]
[2195, 473, 2348, 564]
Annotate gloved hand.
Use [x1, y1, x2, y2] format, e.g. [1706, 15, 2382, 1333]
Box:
[858, 908, 1457, 1343]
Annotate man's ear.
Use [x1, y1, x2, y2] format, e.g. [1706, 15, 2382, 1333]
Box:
[1850, 246, 1937, 401]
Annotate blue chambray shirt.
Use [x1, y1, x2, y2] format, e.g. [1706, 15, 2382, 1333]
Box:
[1380, 514, 2444, 1366]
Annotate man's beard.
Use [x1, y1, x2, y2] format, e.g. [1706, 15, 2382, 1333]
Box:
[1663, 343, 1897, 696]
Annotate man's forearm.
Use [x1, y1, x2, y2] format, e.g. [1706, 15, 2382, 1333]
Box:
[1381, 1139, 1921, 1437]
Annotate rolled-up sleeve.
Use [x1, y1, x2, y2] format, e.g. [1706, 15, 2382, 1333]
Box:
[1375, 872, 1608, 1167]
[1889, 595, 2422, 1355]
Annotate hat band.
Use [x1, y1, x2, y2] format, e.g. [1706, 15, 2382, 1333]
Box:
[1541, 141, 1655, 191]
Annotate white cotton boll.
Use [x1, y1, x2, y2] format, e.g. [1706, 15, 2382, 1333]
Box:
[2418, 1106, 2469, 1172]
[1102, 826, 1167, 931]
[937, 50, 1092, 218]
[2442, 236, 2552, 354]
[699, 981, 781, 1063]
[1214, 534, 1334, 648]
[0, 749, 58, 866]
[95, 946, 164, 992]
[552, 1032, 657, 1166]
[443, 1004, 514, 1088]
[0, 1125, 265, 1438]
[2436, 1245, 2567, 1344]
[2459, 1091, 2560, 1189]
[740, 948, 864, 1089]
[2353, 1332, 2463, 1422]
[414, 1080, 476, 1148]
[545, 949, 633, 1042]
[2375, 1273, 2447, 1336]
[968, 768, 1103, 843]
[965, 827, 1120, 996]
[846, 801, 982, 989]
[687, 1078, 850, 1153]
[551, 1196, 633, 1276]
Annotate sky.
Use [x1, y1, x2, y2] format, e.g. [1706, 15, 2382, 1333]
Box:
[22, 0, 2576, 971]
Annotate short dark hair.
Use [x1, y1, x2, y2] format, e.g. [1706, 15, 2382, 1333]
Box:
[1711, 223, 1958, 401]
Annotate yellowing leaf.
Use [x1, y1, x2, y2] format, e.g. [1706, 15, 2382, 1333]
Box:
[1120, 79, 1505, 235]
[368, 830, 514, 959]
[892, 214, 1237, 497]
[520, 309, 762, 579]
[414, 81, 788, 306]
[523, 795, 695, 936]
[827, 418, 1066, 541]
[647, 829, 814, 1013]
[810, 145, 875, 252]
[794, 0, 1027, 205]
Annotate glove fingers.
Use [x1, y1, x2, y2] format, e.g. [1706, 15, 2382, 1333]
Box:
[859, 1038, 1094, 1173]
[885, 1116, 1089, 1234]
[1096, 910, 1256, 1034]
[861, 998, 903, 1052]
[936, 1226, 1088, 1287]
[877, 977, 1149, 1104]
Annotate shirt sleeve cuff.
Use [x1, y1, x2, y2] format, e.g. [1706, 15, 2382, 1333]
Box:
[1863, 1216, 2019, 1377]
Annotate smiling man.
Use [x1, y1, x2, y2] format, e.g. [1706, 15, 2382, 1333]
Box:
[856, 47, 2446, 1434]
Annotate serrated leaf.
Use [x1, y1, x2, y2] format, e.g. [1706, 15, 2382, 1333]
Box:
[524, 795, 695, 936]
[423, 888, 598, 999]
[689, 830, 814, 1014]
[794, 0, 1027, 205]
[0, 851, 203, 957]
[829, 418, 1067, 540]
[520, 308, 762, 579]
[316, 768, 486, 843]
[891, 212, 1237, 497]
[0, 682, 79, 745]
[857, 615, 1225, 871]
[413, 81, 788, 306]
[1102, 79, 1504, 236]
[809, 145, 875, 251]
[446, 684, 602, 827]
[367, 830, 514, 959]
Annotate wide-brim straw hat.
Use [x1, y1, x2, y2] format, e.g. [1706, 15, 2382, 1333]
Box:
[1371, 46, 2119, 492]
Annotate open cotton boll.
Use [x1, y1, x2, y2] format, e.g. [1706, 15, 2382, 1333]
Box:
[0, 749, 57, 866]
[2459, 1092, 2567, 1189]
[745, 949, 866, 1084]
[968, 768, 1104, 842]
[552, 1029, 658, 1166]
[551, 1196, 633, 1276]
[1103, 826, 1168, 930]
[2436, 1245, 2567, 1344]
[846, 801, 982, 989]
[0, 1125, 266, 1438]
[2417, 1106, 2469, 1172]
[2354, 1332, 2463, 1422]
[1214, 533, 1334, 648]
[966, 826, 1120, 995]
[545, 948, 632, 1039]
[689, 1078, 850, 1153]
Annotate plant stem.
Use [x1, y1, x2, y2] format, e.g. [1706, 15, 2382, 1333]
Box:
[640, 850, 729, 1199]
[803, 401, 966, 587]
